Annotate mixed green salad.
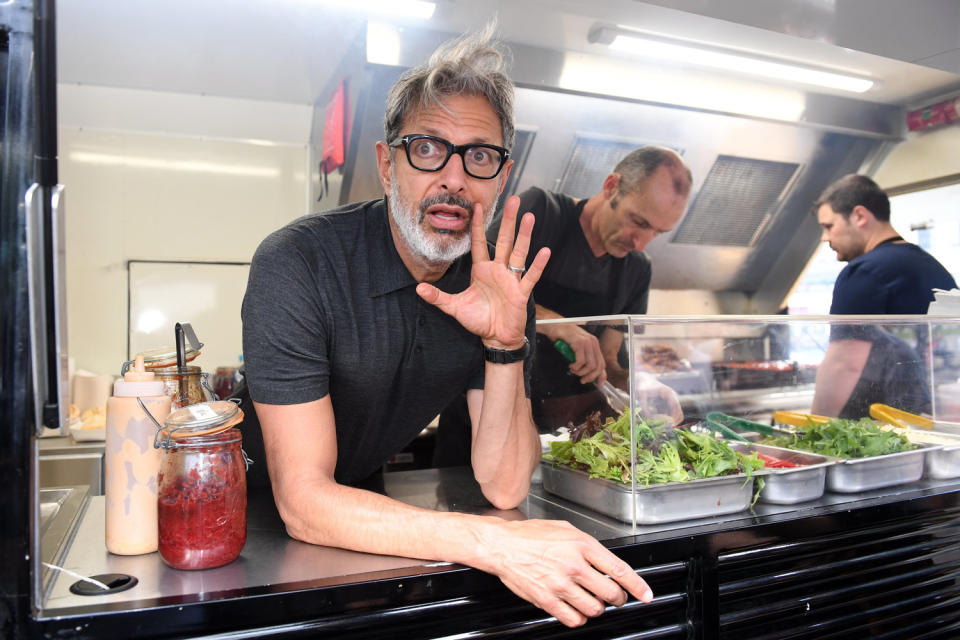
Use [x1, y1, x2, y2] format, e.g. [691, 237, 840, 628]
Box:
[544, 410, 766, 491]
[759, 417, 916, 458]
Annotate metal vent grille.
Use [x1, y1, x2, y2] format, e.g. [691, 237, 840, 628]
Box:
[557, 136, 681, 200]
[672, 155, 799, 247]
[502, 127, 536, 199]
[717, 513, 960, 639]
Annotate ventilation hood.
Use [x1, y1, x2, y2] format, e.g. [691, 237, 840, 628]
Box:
[332, 25, 906, 314]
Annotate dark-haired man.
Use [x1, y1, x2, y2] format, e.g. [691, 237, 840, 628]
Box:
[812, 174, 956, 417]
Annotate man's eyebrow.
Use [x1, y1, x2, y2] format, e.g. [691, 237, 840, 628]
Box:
[633, 212, 672, 234]
[417, 127, 499, 146]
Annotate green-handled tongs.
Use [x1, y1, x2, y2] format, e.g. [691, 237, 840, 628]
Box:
[553, 339, 629, 414]
[704, 412, 792, 442]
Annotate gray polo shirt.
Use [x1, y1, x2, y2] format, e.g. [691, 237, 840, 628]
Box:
[242, 198, 534, 484]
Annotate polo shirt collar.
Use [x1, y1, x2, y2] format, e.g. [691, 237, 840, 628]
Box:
[366, 196, 473, 297]
[367, 197, 418, 297]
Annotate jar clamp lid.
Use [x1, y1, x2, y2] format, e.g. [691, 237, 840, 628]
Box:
[121, 344, 204, 376]
[154, 400, 243, 449]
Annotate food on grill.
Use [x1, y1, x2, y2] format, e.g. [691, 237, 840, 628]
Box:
[640, 343, 690, 372]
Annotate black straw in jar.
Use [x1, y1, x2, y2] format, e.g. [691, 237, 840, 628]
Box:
[175, 323, 186, 371]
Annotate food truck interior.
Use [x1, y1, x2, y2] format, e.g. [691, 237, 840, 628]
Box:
[2, 1, 960, 638]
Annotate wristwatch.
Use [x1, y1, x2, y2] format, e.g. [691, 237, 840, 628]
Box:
[483, 337, 530, 364]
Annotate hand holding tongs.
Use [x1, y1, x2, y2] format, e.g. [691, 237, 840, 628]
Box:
[869, 403, 934, 430]
[553, 339, 629, 415]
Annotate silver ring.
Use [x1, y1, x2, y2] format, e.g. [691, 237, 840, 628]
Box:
[507, 265, 525, 275]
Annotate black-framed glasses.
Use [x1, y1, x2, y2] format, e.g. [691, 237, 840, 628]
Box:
[390, 134, 510, 180]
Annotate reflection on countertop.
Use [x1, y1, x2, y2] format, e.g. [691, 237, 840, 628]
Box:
[40, 485, 91, 599]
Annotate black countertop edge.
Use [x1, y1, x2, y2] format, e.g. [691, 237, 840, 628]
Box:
[30, 482, 960, 638]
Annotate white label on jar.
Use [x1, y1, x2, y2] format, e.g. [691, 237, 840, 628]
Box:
[188, 404, 219, 421]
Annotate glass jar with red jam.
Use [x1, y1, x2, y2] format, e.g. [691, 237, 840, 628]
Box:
[156, 401, 247, 570]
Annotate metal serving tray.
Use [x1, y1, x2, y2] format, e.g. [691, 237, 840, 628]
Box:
[539, 461, 754, 524]
[900, 430, 960, 479]
[925, 445, 960, 479]
[824, 443, 938, 493]
[729, 443, 833, 505]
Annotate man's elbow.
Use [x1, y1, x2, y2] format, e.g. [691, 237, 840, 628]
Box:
[479, 477, 531, 510]
[272, 482, 331, 545]
[274, 495, 314, 543]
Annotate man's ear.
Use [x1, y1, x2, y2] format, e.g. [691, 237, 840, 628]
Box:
[602, 173, 620, 199]
[375, 141, 393, 193]
[850, 204, 874, 228]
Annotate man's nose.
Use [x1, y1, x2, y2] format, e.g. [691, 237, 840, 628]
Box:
[632, 228, 658, 252]
[437, 154, 468, 193]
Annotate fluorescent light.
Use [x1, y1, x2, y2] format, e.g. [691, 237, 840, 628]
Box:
[559, 53, 806, 122]
[367, 21, 402, 65]
[69, 152, 281, 178]
[591, 25, 873, 94]
[314, 0, 435, 20]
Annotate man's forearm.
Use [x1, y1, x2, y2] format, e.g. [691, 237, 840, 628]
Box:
[470, 361, 540, 509]
[533, 304, 565, 341]
[279, 474, 511, 567]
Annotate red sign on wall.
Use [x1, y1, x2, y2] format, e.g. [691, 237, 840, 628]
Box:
[321, 78, 348, 172]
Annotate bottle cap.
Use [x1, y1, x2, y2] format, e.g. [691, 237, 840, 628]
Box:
[113, 355, 166, 397]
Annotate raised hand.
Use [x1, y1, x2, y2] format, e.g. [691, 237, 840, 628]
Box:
[416, 195, 550, 348]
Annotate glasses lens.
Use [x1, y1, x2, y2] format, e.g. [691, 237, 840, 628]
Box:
[406, 137, 449, 171]
[463, 146, 503, 179]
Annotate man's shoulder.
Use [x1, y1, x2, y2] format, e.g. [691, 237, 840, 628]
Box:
[517, 186, 577, 215]
[854, 242, 952, 280]
[257, 199, 383, 254]
[287, 198, 383, 234]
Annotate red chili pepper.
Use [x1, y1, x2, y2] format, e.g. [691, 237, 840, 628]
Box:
[755, 452, 800, 468]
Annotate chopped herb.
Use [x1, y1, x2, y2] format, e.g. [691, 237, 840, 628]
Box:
[759, 417, 916, 458]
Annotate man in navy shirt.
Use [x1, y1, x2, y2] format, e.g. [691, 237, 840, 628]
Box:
[811, 174, 956, 417]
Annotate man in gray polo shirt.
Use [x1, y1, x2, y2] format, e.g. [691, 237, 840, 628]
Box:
[241, 28, 652, 628]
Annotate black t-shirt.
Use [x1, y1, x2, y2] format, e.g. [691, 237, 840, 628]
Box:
[491, 187, 652, 398]
[831, 325, 932, 419]
[242, 198, 535, 484]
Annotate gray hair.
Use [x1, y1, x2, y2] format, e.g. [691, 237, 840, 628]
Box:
[614, 146, 692, 198]
[383, 23, 515, 149]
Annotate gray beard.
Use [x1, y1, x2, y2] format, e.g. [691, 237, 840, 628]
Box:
[388, 168, 500, 265]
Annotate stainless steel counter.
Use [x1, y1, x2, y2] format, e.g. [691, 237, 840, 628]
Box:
[39, 465, 960, 615]
[38, 435, 105, 495]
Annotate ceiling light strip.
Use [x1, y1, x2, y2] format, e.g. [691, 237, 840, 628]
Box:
[592, 25, 873, 94]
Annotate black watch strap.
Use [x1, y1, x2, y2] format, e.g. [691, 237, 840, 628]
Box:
[483, 337, 530, 364]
